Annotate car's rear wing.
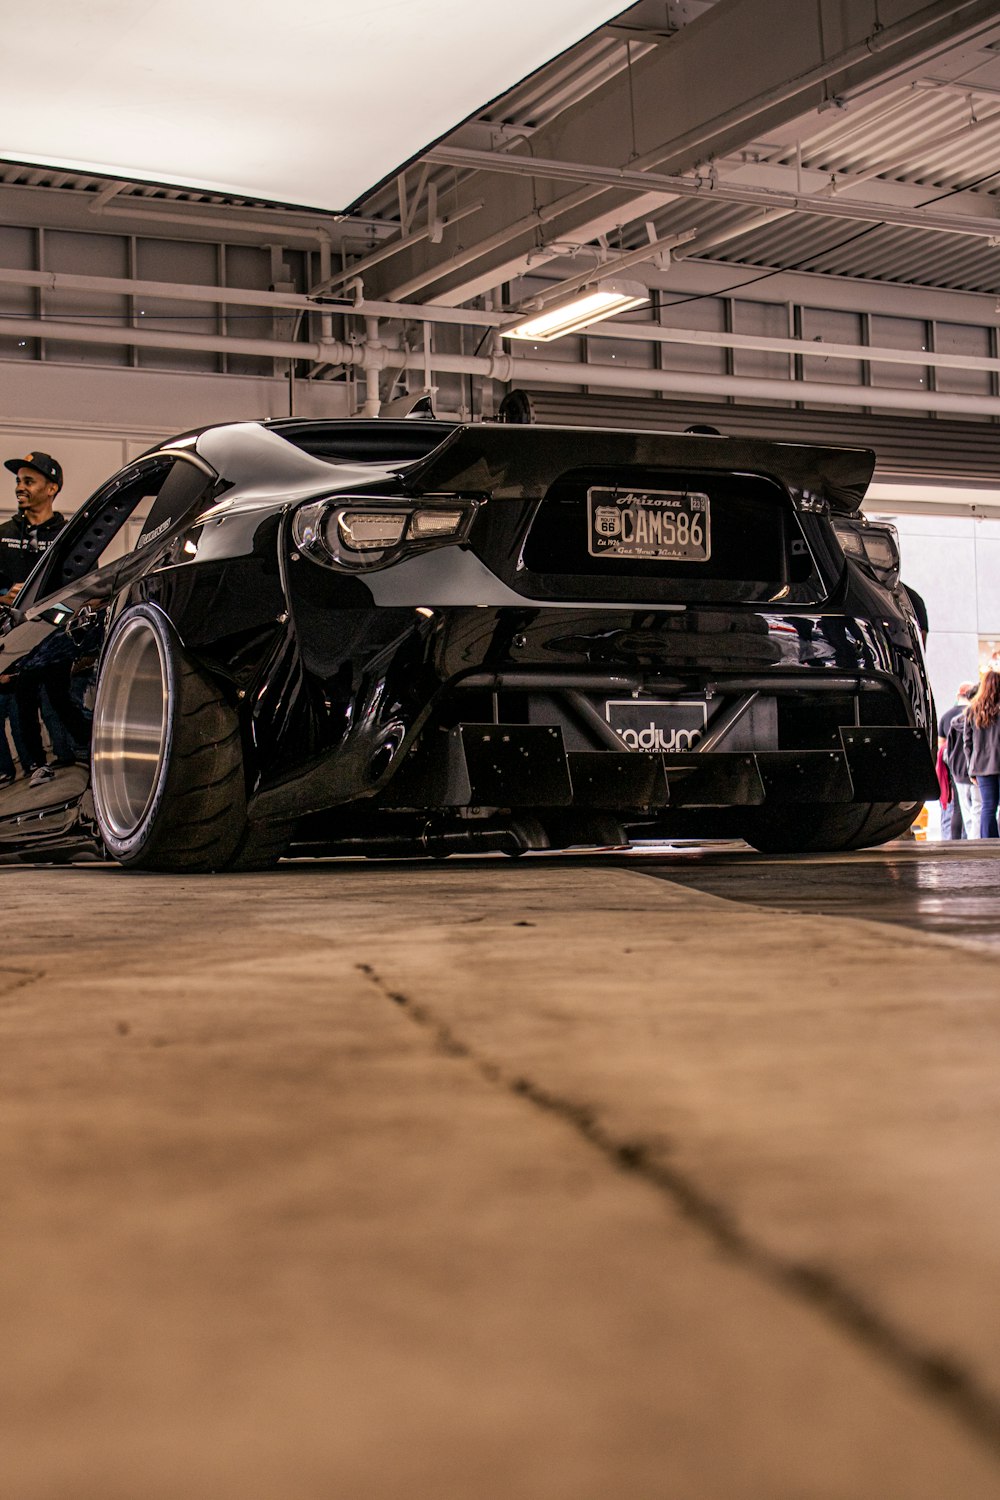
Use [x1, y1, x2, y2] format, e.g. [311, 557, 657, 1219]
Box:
[400, 422, 875, 514]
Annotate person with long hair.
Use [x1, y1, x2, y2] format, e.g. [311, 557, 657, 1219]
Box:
[963, 670, 1000, 837]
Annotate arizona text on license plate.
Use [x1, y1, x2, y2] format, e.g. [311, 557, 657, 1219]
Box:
[588, 486, 711, 561]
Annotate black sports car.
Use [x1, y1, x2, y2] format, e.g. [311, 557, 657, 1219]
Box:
[0, 417, 937, 869]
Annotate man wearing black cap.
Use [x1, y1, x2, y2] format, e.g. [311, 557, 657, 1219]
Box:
[0, 452, 68, 782]
[0, 451, 66, 607]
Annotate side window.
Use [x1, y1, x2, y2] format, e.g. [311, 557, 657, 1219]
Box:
[131, 459, 214, 553]
[49, 457, 211, 591]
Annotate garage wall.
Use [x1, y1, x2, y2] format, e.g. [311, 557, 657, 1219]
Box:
[0, 220, 351, 522]
[877, 513, 1000, 721]
[0, 359, 350, 524]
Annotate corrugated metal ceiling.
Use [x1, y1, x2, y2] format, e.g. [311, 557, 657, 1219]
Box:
[406, 6, 1000, 300]
[635, 34, 1000, 294]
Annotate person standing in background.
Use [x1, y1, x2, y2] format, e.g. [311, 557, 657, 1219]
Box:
[0, 451, 66, 606]
[963, 669, 1000, 838]
[0, 451, 68, 779]
[902, 582, 928, 648]
[939, 682, 978, 839]
[943, 683, 979, 839]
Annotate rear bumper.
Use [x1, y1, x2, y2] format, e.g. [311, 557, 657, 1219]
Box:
[382, 722, 938, 814]
[260, 591, 935, 822]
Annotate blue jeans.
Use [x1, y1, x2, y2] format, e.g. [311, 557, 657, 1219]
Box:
[40, 683, 77, 762]
[940, 780, 966, 839]
[959, 779, 980, 838]
[0, 689, 40, 777]
[978, 774, 1000, 838]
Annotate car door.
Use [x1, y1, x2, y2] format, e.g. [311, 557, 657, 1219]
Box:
[0, 452, 216, 854]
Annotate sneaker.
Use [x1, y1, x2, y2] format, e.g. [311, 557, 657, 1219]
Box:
[29, 764, 55, 787]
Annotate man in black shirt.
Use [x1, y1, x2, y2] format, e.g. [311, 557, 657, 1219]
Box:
[0, 451, 68, 780]
[0, 450, 65, 606]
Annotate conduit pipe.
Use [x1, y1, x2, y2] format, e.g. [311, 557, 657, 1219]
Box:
[9, 316, 1000, 418]
[362, 317, 383, 417]
[2, 316, 327, 363]
[426, 144, 1000, 244]
[0, 266, 317, 313]
[6, 265, 1000, 374]
[87, 182, 338, 252]
[580, 319, 1000, 375]
[396, 351, 1000, 418]
[0, 264, 505, 328]
[389, 0, 996, 300]
[312, 201, 483, 293]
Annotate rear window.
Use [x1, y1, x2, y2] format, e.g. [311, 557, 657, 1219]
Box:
[267, 419, 457, 466]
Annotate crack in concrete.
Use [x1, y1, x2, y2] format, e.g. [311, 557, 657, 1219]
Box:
[0, 965, 46, 1001]
[356, 959, 1000, 1464]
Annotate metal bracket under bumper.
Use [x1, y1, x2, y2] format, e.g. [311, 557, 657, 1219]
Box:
[383, 723, 938, 810]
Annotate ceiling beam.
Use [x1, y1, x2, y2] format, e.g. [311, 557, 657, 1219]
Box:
[424, 143, 1000, 245]
[359, 0, 1000, 307]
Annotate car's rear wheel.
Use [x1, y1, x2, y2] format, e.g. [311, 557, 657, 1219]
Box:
[742, 800, 921, 854]
[91, 605, 249, 871]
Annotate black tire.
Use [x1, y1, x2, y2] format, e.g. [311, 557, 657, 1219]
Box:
[225, 819, 291, 872]
[742, 800, 921, 855]
[91, 605, 248, 871]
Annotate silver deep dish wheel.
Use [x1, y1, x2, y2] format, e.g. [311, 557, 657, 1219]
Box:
[91, 613, 170, 844]
[91, 604, 247, 871]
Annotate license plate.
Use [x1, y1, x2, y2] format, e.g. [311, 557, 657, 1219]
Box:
[605, 699, 708, 753]
[588, 486, 711, 561]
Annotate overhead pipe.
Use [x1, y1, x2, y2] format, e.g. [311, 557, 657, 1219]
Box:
[399, 350, 1000, 419]
[362, 316, 383, 417]
[0, 263, 506, 329]
[8, 316, 1000, 419]
[390, 0, 996, 300]
[0, 265, 316, 313]
[5, 263, 1000, 375]
[576, 318, 1000, 376]
[311, 201, 483, 293]
[87, 181, 338, 252]
[425, 144, 1000, 244]
[1, 315, 328, 363]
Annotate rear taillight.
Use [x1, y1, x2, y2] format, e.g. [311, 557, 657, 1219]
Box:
[293, 497, 473, 569]
[831, 518, 900, 589]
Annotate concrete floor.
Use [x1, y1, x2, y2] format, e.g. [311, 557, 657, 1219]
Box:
[3, 844, 1000, 1498]
[633, 838, 1000, 945]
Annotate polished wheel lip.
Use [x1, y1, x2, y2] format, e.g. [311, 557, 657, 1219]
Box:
[91, 616, 169, 842]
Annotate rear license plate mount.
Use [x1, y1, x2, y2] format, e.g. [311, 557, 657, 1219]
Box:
[588, 485, 711, 562]
[605, 698, 708, 754]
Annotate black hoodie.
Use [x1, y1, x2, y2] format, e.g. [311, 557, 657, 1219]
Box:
[0, 509, 66, 592]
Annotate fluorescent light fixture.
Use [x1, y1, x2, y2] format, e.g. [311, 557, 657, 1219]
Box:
[501, 279, 649, 342]
[0, 1, 627, 212]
